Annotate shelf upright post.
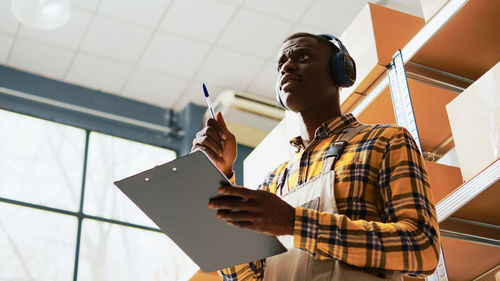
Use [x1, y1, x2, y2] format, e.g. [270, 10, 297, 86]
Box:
[386, 49, 449, 281]
[387, 49, 422, 152]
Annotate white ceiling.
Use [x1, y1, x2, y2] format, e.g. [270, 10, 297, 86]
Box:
[0, 0, 423, 111]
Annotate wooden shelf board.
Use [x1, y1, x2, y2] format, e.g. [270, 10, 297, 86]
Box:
[412, 0, 500, 80]
[340, 3, 424, 104]
[441, 236, 500, 281]
[356, 86, 395, 124]
[409, 79, 457, 153]
[426, 161, 463, 203]
[452, 177, 500, 226]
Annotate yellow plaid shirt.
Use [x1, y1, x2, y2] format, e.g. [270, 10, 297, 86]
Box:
[219, 113, 440, 280]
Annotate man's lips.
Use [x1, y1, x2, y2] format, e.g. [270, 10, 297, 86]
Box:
[280, 74, 302, 90]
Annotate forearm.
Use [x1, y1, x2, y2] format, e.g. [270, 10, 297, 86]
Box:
[293, 207, 440, 276]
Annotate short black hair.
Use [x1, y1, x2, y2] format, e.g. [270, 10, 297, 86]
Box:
[283, 32, 340, 55]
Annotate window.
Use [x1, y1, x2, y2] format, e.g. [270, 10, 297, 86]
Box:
[0, 109, 198, 281]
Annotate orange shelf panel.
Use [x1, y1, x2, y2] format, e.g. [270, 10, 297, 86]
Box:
[441, 236, 500, 281]
[409, 79, 458, 153]
[426, 161, 463, 203]
[412, 0, 500, 80]
[340, 3, 424, 103]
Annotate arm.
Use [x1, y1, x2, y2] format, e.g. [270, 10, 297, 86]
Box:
[192, 113, 275, 280]
[293, 127, 440, 276]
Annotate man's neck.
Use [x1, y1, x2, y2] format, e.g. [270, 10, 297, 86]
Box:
[296, 108, 342, 145]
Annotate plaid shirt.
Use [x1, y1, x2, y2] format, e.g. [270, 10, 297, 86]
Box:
[219, 114, 440, 280]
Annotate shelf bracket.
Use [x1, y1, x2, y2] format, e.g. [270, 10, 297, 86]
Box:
[440, 216, 500, 247]
[405, 61, 474, 93]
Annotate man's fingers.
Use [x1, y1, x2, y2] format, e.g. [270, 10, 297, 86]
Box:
[195, 126, 222, 148]
[227, 221, 255, 230]
[216, 210, 256, 222]
[204, 126, 223, 146]
[192, 130, 224, 157]
[206, 117, 227, 141]
[192, 145, 218, 161]
[208, 196, 256, 211]
[217, 185, 262, 199]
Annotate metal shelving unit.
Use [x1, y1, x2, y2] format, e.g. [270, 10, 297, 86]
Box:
[345, 0, 500, 280]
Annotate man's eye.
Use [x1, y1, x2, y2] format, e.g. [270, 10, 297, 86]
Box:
[298, 54, 310, 61]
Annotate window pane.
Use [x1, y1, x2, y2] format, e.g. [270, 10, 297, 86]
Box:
[0, 109, 85, 211]
[0, 203, 77, 281]
[78, 219, 198, 281]
[84, 132, 176, 227]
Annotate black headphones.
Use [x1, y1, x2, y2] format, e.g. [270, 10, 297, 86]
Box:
[276, 34, 356, 109]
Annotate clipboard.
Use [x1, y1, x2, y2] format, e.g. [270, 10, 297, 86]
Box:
[114, 150, 286, 272]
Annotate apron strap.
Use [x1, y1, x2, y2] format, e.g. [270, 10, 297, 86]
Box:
[321, 123, 370, 174]
[278, 123, 371, 193]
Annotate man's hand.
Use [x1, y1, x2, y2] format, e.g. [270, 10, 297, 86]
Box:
[208, 185, 295, 236]
[191, 112, 237, 178]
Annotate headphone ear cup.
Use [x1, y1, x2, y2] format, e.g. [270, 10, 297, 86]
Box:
[331, 51, 345, 86]
[343, 53, 356, 87]
[322, 34, 356, 88]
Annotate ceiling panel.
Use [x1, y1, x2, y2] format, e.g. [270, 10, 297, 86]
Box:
[8, 38, 74, 79]
[0, 0, 20, 35]
[140, 32, 211, 78]
[66, 54, 132, 94]
[81, 16, 152, 63]
[122, 67, 189, 108]
[216, 0, 243, 6]
[0, 0, 425, 112]
[98, 0, 171, 28]
[372, 0, 424, 17]
[246, 60, 278, 100]
[291, 24, 330, 36]
[301, 0, 368, 36]
[196, 47, 265, 91]
[217, 9, 295, 59]
[72, 0, 100, 12]
[243, 0, 312, 22]
[0, 33, 14, 64]
[160, 0, 236, 44]
[19, 9, 93, 50]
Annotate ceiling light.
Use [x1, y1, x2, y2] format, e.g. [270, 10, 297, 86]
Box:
[11, 0, 72, 30]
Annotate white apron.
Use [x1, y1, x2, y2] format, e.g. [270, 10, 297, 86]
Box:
[263, 124, 402, 281]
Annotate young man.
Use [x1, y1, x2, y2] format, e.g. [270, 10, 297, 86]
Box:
[192, 33, 440, 280]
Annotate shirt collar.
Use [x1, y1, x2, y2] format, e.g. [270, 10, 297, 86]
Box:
[289, 113, 359, 150]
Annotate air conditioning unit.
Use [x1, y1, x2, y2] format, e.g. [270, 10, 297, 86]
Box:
[209, 90, 285, 147]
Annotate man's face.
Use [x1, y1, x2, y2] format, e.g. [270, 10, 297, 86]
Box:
[276, 37, 336, 112]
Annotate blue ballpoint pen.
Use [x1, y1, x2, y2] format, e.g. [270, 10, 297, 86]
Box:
[203, 83, 216, 119]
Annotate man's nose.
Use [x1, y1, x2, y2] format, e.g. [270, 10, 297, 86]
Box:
[280, 59, 297, 74]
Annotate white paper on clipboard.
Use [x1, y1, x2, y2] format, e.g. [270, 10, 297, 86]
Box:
[114, 150, 287, 272]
